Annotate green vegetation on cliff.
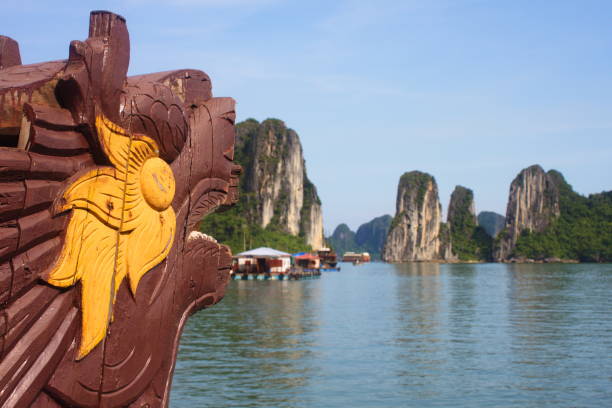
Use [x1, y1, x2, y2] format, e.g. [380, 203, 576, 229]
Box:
[327, 223, 360, 256]
[439, 221, 452, 254]
[299, 177, 321, 241]
[399, 171, 434, 209]
[448, 187, 492, 261]
[355, 215, 392, 260]
[200, 201, 311, 254]
[327, 215, 392, 260]
[388, 171, 435, 231]
[452, 227, 492, 261]
[199, 119, 312, 254]
[513, 172, 612, 262]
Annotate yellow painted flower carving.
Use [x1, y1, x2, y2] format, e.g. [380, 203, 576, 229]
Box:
[45, 115, 176, 360]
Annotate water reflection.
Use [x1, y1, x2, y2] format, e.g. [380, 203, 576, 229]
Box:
[506, 263, 576, 343]
[392, 263, 445, 399]
[172, 280, 321, 407]
[447, 264, 477, 359]
[171, 263, 612, 408]
[505, 264, 612, 404]
[392, 262, 442, 337]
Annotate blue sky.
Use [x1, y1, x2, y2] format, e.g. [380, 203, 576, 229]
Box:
[4, 0, 611, 233]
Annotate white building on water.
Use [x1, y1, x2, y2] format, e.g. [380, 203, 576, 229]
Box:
[233, 247, 292, 274]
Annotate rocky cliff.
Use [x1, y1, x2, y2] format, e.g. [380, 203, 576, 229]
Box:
[493, 165, 560, 260]
[509, 170, 611, 262]
[355, 215, 392, 259]
[478, 211, 505, 237]
[236, 119, 324, 249]
[380, 165, 609, 264]
[327, 215, 392, 260]
[382, 171, 451, 262]
[448, 186, 477, 225]
[327, 223, 359, 257]
[447, 186, 491, 261]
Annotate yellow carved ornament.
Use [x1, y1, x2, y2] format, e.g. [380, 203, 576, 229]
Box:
[45, 115, 176, 360]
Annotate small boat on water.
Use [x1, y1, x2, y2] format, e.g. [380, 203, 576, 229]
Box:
[341, 251, 371, 264]
[318, 248, 340, 271]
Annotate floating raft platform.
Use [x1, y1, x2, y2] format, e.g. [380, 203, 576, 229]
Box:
[231, 267, 321, 281]
[320, 267, 341, 272]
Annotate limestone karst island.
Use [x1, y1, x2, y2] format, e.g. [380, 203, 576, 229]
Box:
[1, 4, 611, 408]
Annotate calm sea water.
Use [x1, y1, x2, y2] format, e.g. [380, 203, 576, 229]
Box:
[170, 263, 612, 407]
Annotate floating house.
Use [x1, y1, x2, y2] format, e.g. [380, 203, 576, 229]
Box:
[232, 247, 323, 280]
[341, 251, 371, 264]
[317, 247, 339, 270]
[294, 253, 320, 269]
[233, 247, 292, 276]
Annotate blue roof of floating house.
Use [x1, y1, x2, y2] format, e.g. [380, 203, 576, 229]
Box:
[235, 247, 292, 258]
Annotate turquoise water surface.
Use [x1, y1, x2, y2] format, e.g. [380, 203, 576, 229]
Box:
[170, 262, 612, 407]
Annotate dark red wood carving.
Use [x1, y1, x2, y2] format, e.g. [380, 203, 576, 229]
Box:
[0, 11, 239, 407]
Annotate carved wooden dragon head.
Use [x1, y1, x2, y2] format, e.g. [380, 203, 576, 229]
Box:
[0, 11, 239, 407]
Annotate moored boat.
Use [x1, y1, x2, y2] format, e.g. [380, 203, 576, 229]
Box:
[318, 247, 340, 270]
[341, 251, 371, 264]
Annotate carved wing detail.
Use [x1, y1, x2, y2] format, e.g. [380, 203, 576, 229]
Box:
[44, 113, 176, 360]
[0, 10, 238, 408]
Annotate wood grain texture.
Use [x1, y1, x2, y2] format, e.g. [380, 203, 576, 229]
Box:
[0, 149, 30, 181]
[0, 36, 22, 70]
[45, 114, 176, 360]
[28, 127, 89, 156]
[120, 80, 188, 162]
[30, 391, 63, 408]
[0, 291, 76, 408]
[22, 104, 77, 131]
[0, 261, 12, 304]
[128, 70, 212, 107]
[0, 10, 238, 407]
[0, 61, 66, 131]
[0, 182, 25, 221]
